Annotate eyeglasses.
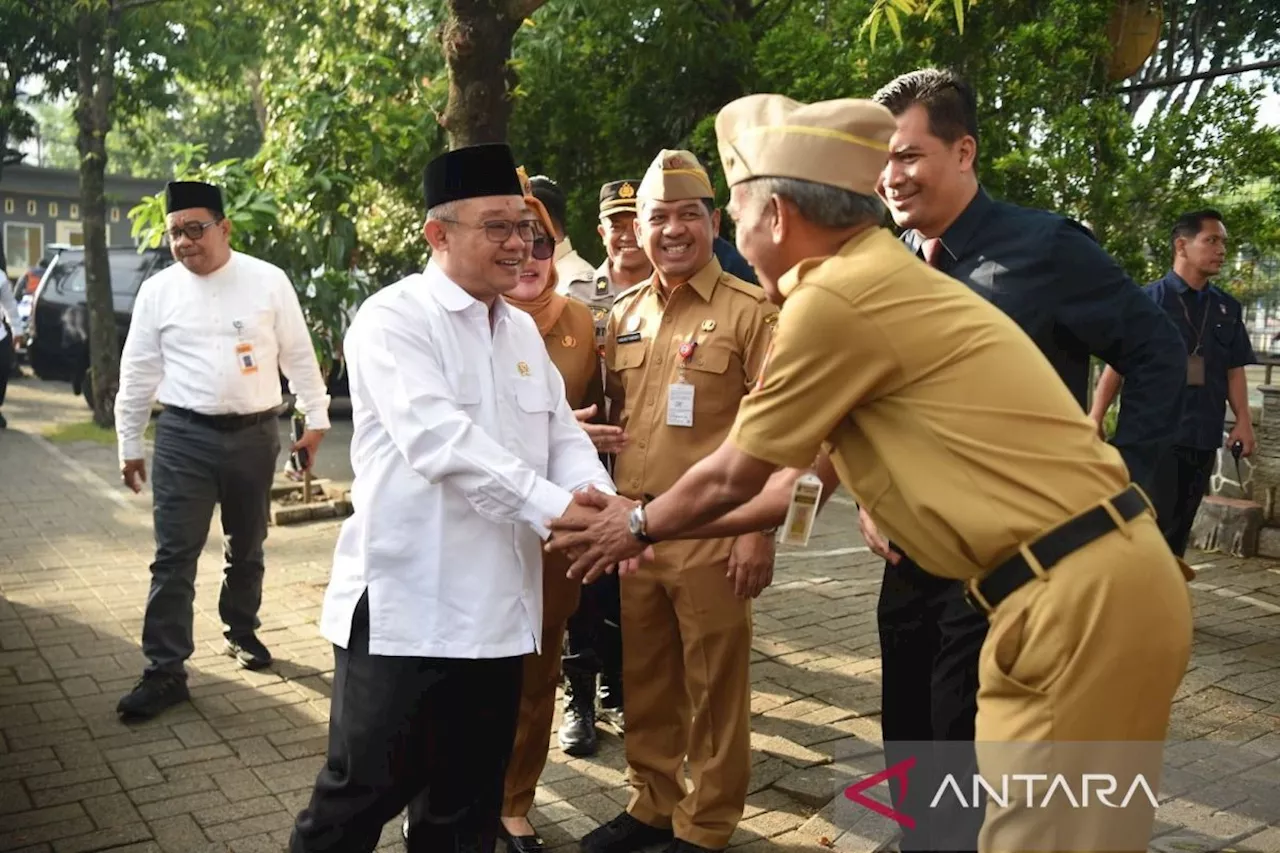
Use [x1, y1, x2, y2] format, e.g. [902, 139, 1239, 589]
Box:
[437, 217, 555, 261]
[166, 218, 222, 242]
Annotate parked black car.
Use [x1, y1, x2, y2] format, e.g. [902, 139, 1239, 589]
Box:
[27, 246, 174, 405]
[28, 246, 349, 408]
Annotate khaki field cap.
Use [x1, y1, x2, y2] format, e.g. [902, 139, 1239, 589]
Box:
[715, 94, 896, 196]
[636, 149, 715, 202]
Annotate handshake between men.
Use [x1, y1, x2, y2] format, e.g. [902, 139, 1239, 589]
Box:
[547, 487, 650, 582]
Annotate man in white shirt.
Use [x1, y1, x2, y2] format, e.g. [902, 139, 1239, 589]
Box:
[0, 265, 24, 430]
[113, 180, 332, 722]
[288, 143, 617, 853]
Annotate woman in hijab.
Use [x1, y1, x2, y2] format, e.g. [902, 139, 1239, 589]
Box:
[494, 168, 612, 852]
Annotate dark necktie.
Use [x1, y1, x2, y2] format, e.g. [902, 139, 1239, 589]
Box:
[921, 237, 944, 269]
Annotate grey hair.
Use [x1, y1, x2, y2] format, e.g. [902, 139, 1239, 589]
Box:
[744, 177, 884, 229]
[426, 200, 462, 222]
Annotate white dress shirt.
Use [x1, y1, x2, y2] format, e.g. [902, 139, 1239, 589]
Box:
[0, 273, 22, 342]
[320, 261, 614, 659]
[114, 251, 331, 461]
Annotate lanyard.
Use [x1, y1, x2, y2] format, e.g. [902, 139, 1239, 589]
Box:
[1177, 289, 1210, 355]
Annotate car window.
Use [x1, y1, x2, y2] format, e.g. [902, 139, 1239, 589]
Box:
[49, 253, 165, 296]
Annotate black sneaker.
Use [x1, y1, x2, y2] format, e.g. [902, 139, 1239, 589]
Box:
[663, 840, 724, 853]
[0, 411, 7, 429]
[224, 635, 272, 670]
[116, 671, 189, 721]
[580, 813, 673, 853]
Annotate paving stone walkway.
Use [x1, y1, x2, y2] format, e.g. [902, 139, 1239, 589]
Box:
[0, 377, 1278, 852]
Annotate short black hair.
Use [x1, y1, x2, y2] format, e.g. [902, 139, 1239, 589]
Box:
[528, 175, 567, 234]
[1171, 209, 1225, 249]
[872, 68, 980, 153]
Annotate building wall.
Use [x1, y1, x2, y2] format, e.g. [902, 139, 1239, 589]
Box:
[1, 165, 162, 280]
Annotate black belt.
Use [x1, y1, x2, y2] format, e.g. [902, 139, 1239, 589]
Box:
[965, 485, 1152, 612]
[164, 406, 278, 432]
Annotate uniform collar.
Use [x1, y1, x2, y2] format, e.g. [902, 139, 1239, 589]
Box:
[422, 259, 513, 323]
[652, 256, 722, 303]
[555, 237, 576, 264]
[1168, 270, 1212, 296]
[904, 185, 992, 264]
[777, 226, 884, 299]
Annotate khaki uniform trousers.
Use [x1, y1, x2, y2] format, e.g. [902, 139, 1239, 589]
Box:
[620, 539, 752, 850]
[974, 512, 1192, 853]
[502, 551, 582, 816]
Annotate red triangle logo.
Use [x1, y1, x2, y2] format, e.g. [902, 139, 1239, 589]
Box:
[843, 756, 916, 829]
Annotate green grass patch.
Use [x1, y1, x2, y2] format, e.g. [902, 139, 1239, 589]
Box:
[43, 420, 156, 445]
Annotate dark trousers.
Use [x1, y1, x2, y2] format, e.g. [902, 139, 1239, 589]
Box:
[0, 335, 11, 409]
[1158, 445, 1218, 557]
[564, 567, 623, 705]
[143, 410, 279, 675]
[290, 593, 524, 853]
[878, 554, 987, 853]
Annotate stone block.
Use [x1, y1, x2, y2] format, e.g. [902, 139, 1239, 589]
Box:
[1190, 496, 1263, 557]
[1256, 527, 1280, 559]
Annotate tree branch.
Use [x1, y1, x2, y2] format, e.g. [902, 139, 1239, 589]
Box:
[505, 0, 547, 20]
[116, 0, 175, 11]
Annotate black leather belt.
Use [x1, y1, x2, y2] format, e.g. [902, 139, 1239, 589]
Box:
[965, 485, 1152, 612]
[164, 406, 278, 432]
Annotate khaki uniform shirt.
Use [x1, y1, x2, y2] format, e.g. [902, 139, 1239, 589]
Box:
[544, 298, 605, 413]
[730, 227, 1130, 582]
[561, 262, 631, 352]
[607, 258, 778, 502]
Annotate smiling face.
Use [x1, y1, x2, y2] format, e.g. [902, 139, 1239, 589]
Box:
[511, 249, 554, 301]
[599, 210, 649, 275]
[636, 198, 716, 284]
[422, 195, 538, 301]
[877, 103, 977, 238]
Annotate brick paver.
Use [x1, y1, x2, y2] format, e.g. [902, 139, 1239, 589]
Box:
[1, 377, 1278, 852]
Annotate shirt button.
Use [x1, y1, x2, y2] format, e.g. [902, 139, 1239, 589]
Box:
[654, 356, 663, 365]
[638, 440, 647, 449]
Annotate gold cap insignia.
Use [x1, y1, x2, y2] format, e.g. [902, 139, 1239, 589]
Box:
[701, 319, 716, 332]
[619, 182, 635, 198]
[517, 361, 531, 377]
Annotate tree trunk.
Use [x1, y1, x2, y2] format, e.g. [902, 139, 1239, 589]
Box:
[76, 2, 121, 428]
[439, 0, 547, 148]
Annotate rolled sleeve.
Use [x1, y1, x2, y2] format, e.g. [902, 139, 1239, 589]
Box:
[731, 285, 897, 468]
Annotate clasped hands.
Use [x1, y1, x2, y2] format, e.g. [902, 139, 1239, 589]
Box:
[546, 487, 649, 583]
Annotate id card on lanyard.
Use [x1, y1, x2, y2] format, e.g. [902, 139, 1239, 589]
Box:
[233, 320, 258, 375]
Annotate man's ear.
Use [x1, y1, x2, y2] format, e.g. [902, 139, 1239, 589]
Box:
[597, 222, 606, 241]
[423, 219, 447, 251]
[955, 134, 978, 174]
[770, 195, 788, 245]
[220, 217, 233, 240]
[711, 208, 722, 235]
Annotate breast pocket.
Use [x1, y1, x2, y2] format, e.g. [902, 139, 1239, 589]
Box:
[1211, 320, 1237, 352]
[682, 344, 737, 413]
[609, 340, 649, 373]
[233, 307, 276, 344]
[514, 380, 554, 471]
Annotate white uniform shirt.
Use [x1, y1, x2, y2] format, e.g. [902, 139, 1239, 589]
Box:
[320, 261, 615, 659]
[114, 251, 331, 462]
[0, 273, 22, 342]
[553, 237, 596, 288]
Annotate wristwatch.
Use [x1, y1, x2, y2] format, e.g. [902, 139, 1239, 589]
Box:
[628, 504, 655, 544]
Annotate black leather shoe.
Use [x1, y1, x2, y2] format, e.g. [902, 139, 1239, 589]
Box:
[558, 674, 598, 757]
[0, 412, 7, 429]
[224, 635, 272, 670]
[116, 671, 190, 721]
[580, 812, 673, 853]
